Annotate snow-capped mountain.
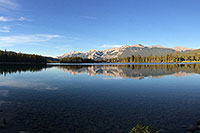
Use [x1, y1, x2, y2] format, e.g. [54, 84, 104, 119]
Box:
[172, 46, 195, 52]
[59, 44, 195, 60]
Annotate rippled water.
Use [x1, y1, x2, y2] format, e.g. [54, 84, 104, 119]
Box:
[0, 63, 200, 132]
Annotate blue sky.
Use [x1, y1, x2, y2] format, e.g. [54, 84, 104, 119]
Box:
[0, 0, 200, 57]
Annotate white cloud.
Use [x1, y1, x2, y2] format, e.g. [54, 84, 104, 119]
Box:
[81, 16, 97, 20]
[0, 0, 17, 7]
[0, 34, 61, 46]
[99, 44, 123, 48]
[0, 16, 31, 22]
[0, 16, 10, 22]
[0, 0, 18, 12]
[55, 44, 72, 51]
[0, 26, 10, 32]
[18, 17, 31, 21]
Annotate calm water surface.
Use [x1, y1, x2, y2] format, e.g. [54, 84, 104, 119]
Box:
[0, 64, 200, 132]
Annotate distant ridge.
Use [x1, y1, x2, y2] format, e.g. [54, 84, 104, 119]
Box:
[148, 45, 167, 49]
[59, 44, 196, 60]
[172, 46, 195, 52]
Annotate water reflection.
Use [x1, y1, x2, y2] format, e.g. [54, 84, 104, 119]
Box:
[0, 64, 200, 132]
[1, 64, 200, 79]
[0, 78, 58, 90]
[0, 64, 46, 76]
[58, 64, 200, 79]
[0, 65, 58, 90]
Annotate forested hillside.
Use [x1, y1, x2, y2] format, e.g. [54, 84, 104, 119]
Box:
[182, 49, 200, 55]
[0, 50, 47, 63]
[107, 52, 200, 63]
[60, 57, 96, 63]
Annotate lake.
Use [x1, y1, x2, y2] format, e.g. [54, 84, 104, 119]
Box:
[0, 63, 200, 132]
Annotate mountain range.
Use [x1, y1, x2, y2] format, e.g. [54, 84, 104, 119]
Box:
[59, 44, 196, 60]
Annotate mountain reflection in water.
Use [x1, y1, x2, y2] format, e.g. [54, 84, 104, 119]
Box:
[1, 64, 200, 79]
[0, 63, 200, 132]
[58, 64, 200, 79]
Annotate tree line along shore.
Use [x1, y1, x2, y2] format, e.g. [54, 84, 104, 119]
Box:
[1, 50, 200, 64]
[60, 52, 200, 63]
[0, 50, 46, 64]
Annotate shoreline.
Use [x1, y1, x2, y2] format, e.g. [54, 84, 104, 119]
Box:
[47, 62, 200, 66]
[0, 62, 46, 65]
[0, 62, 200, 65]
